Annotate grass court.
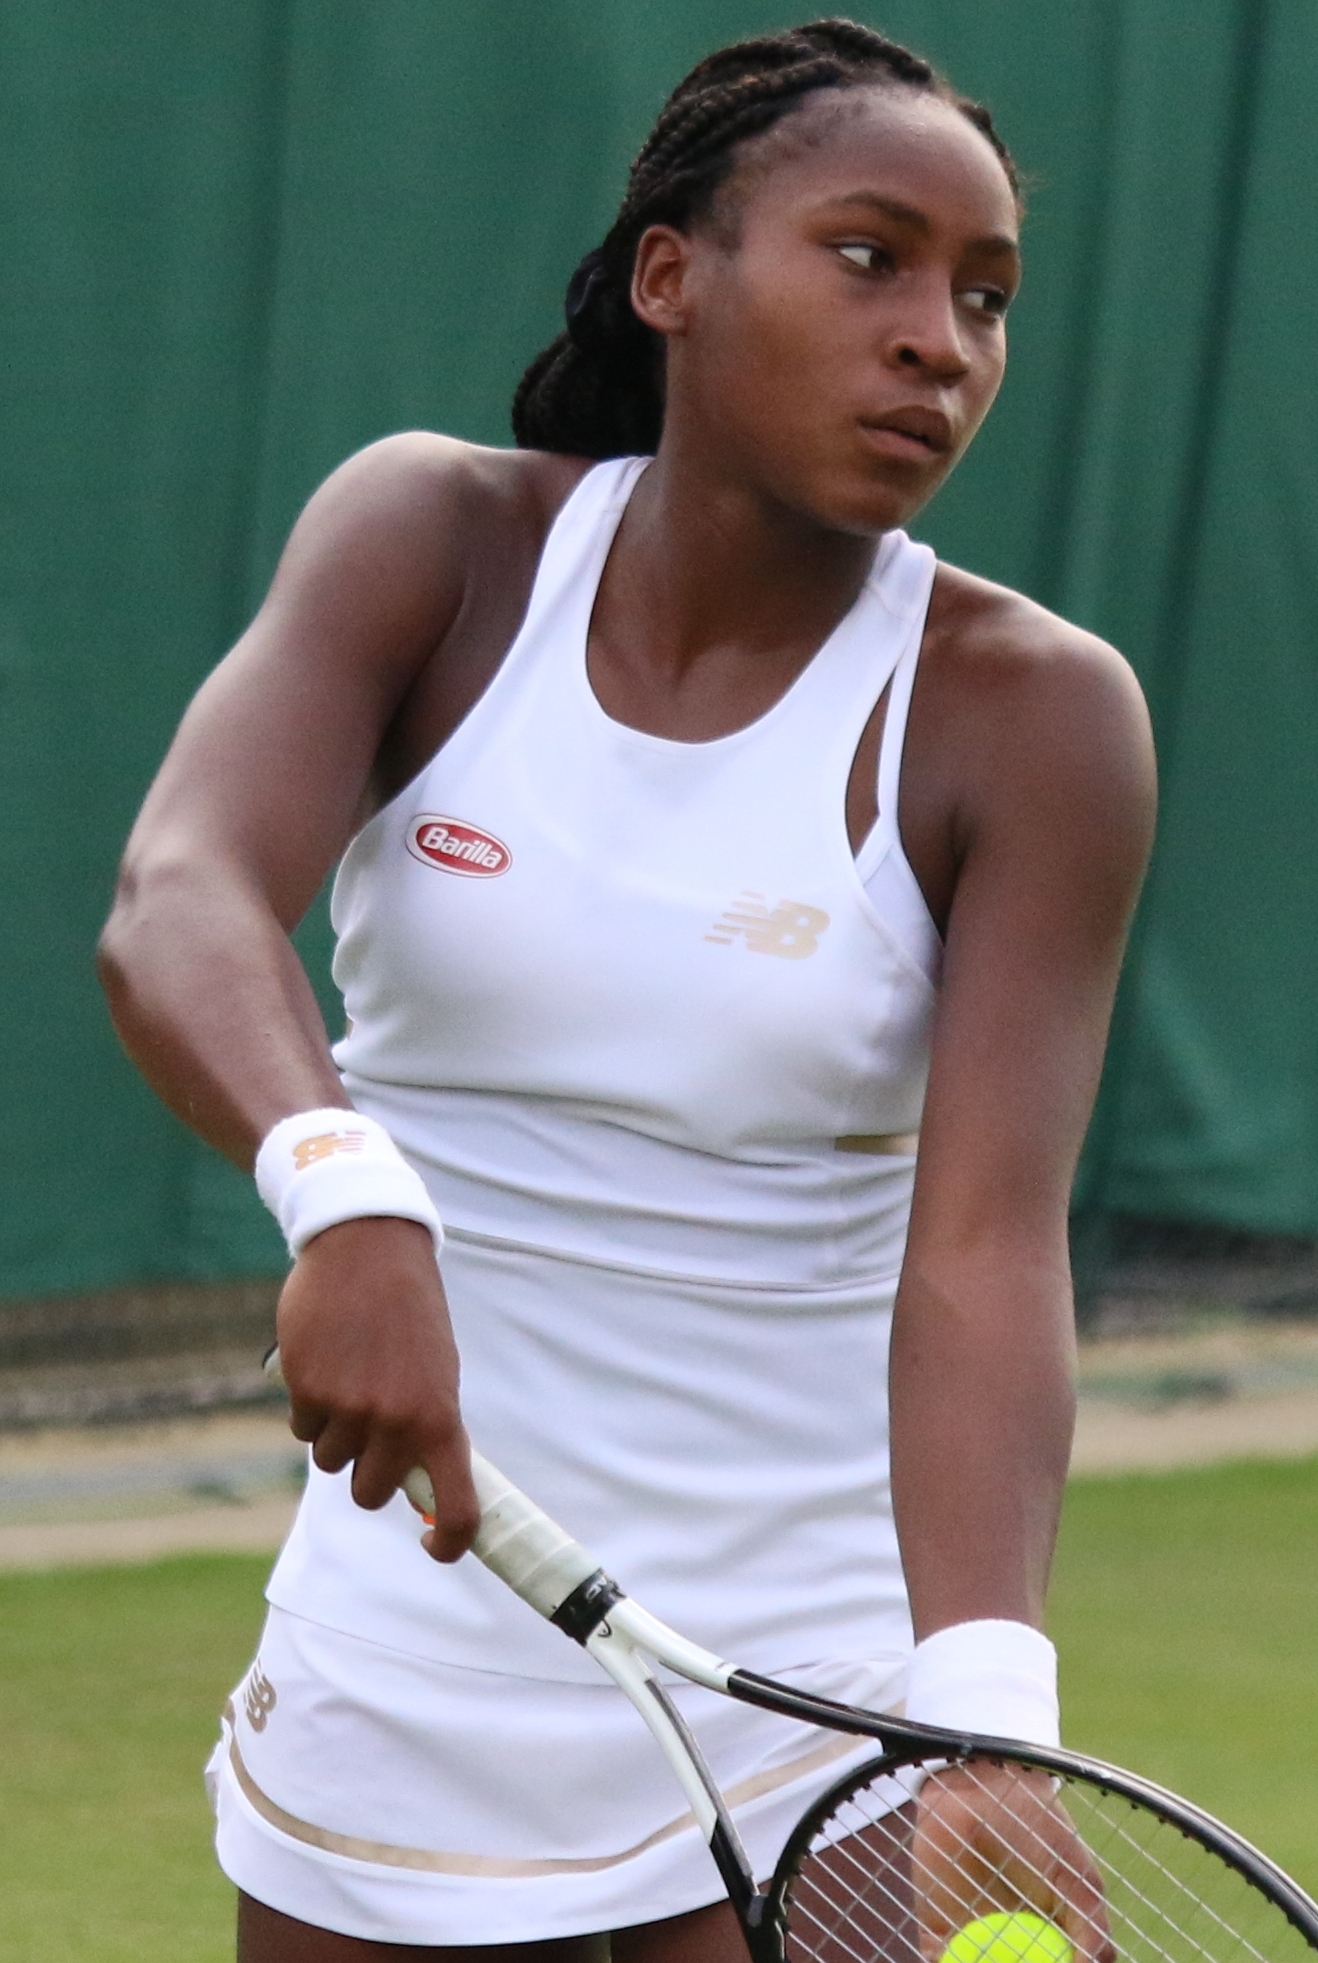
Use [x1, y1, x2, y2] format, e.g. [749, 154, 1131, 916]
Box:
[2, 1454, 1315, 1961]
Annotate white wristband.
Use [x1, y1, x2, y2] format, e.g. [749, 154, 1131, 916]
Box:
[905, 1619, 1059, 1746]
[254, 1108, 443, 1259]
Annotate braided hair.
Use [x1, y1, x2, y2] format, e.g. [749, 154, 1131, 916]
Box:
[512, 19, 1018, 459]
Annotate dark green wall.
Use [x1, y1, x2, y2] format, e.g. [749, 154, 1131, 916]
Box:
[1, 1, 1313, 1298]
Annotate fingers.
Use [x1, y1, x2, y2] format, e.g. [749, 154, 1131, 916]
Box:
[273, 1214, 477, 1542]
[1031, 1792, 1113, 1963]
[1061, 1905, 1116, 1963]
[295, 1402, 477, 1534]
[303, 1409, 365, 1475]
[289, 1394, 480, 1558]
[912, 1775, 1001, 1954]
[347, 1423, 427, 1511]
[418, 1424, 482, 1563]
[298, 1405, 420, 1498]
[286, 1396, 331, 1447]
[1054, 1844, 1115, 1963]
[913, 1763, 1113, 1963]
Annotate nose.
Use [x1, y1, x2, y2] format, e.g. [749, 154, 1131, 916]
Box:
[887, 280, 972, 383]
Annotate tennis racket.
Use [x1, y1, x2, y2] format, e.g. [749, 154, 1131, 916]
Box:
[265, 1351, 1318, 1962]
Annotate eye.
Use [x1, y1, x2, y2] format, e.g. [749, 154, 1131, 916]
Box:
[837, 243, 890, 273]
[961, 285, 1010, 318]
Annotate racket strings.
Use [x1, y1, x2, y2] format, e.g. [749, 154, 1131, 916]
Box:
[788, 1803, 921, 1963]
[779, 1758, 1315, 1963]
[1061, 1788, 1274, 1963]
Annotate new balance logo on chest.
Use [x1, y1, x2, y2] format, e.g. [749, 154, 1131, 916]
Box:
[705, 893, 830, 960]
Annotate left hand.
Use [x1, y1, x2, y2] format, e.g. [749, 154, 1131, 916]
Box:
[912, 1760, 1114, 1962]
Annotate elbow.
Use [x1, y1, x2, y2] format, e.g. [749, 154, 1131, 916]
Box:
[95, 924, 122, 1008]
[96, 847, 203, 1020]
[97, 859, 149, 1020]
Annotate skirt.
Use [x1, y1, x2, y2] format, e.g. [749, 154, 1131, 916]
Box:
[209, 1604, 909, 1945]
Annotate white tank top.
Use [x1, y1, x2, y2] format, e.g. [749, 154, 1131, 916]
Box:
[330, 456, 939, 1288]
[267, 457, 942, 1679]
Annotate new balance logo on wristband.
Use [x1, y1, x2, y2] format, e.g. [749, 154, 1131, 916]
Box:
[256, 1106, 445, 1258]
[291, 1131, 367, 1172]
[705, 894, 830, 960]
[406, 815, 511, 877]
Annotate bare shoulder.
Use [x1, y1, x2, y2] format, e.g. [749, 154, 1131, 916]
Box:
[293, 430, 588, 531]
[268, 432, 590, 620]
[926, 563, 1144, 713]
[919, 562, 1156, 829]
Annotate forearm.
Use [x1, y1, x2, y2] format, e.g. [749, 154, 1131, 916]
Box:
[889, 1237, 1076, 1639]
[100, 857, 481, 1558]
[98, 856, 347, 1166]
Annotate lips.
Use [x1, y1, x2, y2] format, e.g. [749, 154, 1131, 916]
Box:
[859, 406, 955, 455]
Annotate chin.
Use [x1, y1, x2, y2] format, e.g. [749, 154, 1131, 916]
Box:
[805, 470, 931, 539]
[775, 432, 946, 534]
[748, 436, 941, 538]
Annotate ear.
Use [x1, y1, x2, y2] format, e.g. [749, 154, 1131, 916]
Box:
[630, 225, 696, 338]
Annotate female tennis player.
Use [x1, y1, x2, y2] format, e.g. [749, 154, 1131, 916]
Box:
[100, 20, 1155, 1961]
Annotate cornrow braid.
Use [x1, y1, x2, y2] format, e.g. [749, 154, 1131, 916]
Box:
[511, 19, 1018, 459]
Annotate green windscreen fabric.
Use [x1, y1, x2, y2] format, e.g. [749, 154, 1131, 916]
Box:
[0, 0, 1313, 1298]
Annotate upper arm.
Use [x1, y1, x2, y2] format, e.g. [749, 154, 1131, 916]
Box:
[907, 609, 1157, 1266]
[118, 433, 496, 927]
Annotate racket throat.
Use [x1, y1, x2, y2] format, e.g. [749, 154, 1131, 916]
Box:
[642, 1677, 759, 1923]
[584, 1627, 762, 1947]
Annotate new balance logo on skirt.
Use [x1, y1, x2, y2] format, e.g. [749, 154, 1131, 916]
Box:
[243, 1664, 278, 1733]
[705, 894, 830, 959]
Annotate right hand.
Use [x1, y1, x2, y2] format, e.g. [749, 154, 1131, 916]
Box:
[913, 1760, 1114, 1963]
[275, 1214, 481, 1562]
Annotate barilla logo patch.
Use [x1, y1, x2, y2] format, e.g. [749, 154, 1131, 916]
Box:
[406, 815, 511, 878]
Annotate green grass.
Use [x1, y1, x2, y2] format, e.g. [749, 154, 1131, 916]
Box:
[0, 1553, 268, 1962]
[1, 1457, 1315, 1959]
[1052, 1455, 1318, 1893]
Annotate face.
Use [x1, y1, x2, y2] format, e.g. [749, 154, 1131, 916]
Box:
[632, 86, 1021, 535]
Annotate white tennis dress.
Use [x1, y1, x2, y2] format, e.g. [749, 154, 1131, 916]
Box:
[211, 456, 941, 1943]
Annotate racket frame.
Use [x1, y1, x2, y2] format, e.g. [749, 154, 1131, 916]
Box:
[558, 1572, 1318, 1960]
[468, 1442, 1318, 1958]
[262, 1355, 1318, 1958]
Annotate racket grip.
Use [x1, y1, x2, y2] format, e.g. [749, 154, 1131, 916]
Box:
[397, 1457, 601, 1625]
[468, 1451, 601, 1620]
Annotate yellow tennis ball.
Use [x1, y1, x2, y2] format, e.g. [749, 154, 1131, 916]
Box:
[939, 1910, 1074, 1963]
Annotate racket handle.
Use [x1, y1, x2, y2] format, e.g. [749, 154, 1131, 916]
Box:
[468, 1451, 600, 1619]
[262, 1347, 598, 1619]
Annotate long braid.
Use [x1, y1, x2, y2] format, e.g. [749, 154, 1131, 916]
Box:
[511, 19, 1018, 458]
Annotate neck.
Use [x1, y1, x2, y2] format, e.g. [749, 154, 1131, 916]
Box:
[600, 437, 879, 683]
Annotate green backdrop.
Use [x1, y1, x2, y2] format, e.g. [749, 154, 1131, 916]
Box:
[1, 0, 1313, 1299]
